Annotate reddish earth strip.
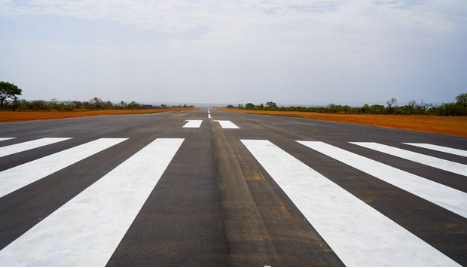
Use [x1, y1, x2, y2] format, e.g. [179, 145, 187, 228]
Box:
[0, 108, 196, 123]
[219, 108, 467, 138]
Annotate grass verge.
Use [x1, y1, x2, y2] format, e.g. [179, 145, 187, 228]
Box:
[0, 108, 196, 123]
[218, 108, 467, 138]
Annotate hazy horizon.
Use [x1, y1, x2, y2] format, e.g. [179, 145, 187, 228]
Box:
[1, 0, 466, 105]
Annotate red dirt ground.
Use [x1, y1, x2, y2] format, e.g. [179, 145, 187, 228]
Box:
[0, 108, 196, 123]
[219, 108, 467, 138]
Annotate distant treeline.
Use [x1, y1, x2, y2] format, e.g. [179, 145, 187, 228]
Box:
[226, 94, 467, 116]
[1, 97, 195, 111]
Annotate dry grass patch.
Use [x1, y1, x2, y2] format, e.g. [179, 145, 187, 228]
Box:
[0, 108, 196, 123]
[219, 108, 467, 138]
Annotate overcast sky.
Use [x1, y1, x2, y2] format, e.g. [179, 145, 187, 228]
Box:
[0, 0, 466, 105]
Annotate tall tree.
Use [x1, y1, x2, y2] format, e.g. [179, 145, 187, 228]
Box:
[0, 81, 22, 110]
[386, 98, 398, 113]
[455, 93, 467, 107]
[245, 103, 255, 109]
[407, 100, 417, 112]
[266, 101, 277, 108]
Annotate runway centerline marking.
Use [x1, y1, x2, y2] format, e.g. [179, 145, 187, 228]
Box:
[0, 138, 127, 199]
[0, 138, 14, 142]
[0, 138, 71, 158]
[298, 141, 467, 219]
[241, 139, 459, 267]
[0, 138, 184, 267]
[214, 120, 239, 129]
[352, 142, 467, 177]
[404, 143, 467, 157]
[183, 120, 202, 128]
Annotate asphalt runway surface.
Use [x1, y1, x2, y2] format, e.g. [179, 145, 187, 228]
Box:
[0, 108, 466, 267]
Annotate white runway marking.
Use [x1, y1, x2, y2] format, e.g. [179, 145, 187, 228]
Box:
[208, 114, 211, 119]
[352, 142, 467, 177]
[0, 138, 127, 199]
[183, 120, 202, 128]
[242, 140, 459, 267]
[405, 143, 467, 157]
[0, 138, 184, 267]
[214, 120, 239, 129]
[0, 138, 71, 158]
[0, 138, 14, 142]
[298, 141, 467, 219]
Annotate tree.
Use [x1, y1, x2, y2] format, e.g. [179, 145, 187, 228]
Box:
[362, 104, 370, 113]
[419, 100, 432, 111]
[127, 101, 141, 109]
[456, 93, 467, 107]
[407, 100, 417, 112]
[370, 104, 385, 114]
[386, 98, 398, 113]
[386, 98, 397, 108]
[266, 101, 277, 108]
[91, 97, 104, 109]
[73, 101, 83, 109]
[245, 103, 255, 109]
[0, 81, 22, 110]
[227, 105, 234, 108]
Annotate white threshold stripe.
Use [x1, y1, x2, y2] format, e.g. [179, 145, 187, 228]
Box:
[183, 120, 202, 128]
[0, 138, 184, 267]
[352, 142, 467, 177]
[0, 138, 71, 158]
[241, 140, 459, 267]
[405, 143, 467, 158]
[214, 120, 239, 129]
[0, 138, 127, 199]
[298, 141, 467, 219]
[0, 138, 14, 142]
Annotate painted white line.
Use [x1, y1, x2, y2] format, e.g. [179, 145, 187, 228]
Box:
[0, 138, 127, 199]
[405, 143, 467, 158]
[214, 120, 239, 129]
[298, 141, 467, 219]
[208, 108, 210, 113]
[183, 120, 202, 128]
[208, 114, 211, 119]
[0, 138, 71, 158]
[352, 142, 467, 177]
[241, 140, 459, 267]
[0, 138, 14, 142]
[0, 138, 184, 266]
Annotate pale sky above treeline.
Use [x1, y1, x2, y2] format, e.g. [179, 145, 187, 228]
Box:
[0, 0, 466, 105]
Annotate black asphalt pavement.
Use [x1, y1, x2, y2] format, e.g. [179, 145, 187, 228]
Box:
[0, 108, 466, 266]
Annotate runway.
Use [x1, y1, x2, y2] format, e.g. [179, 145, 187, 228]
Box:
[0, 108, 466, 266]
